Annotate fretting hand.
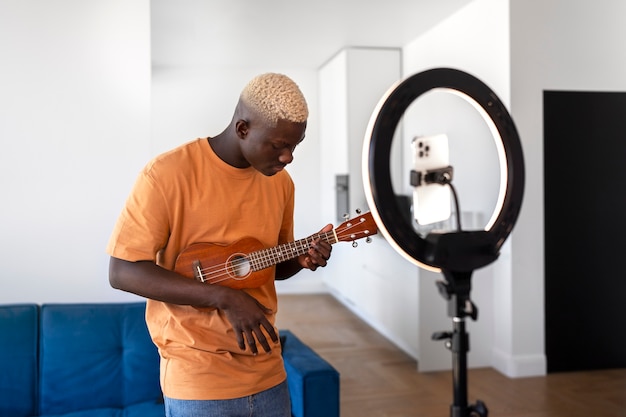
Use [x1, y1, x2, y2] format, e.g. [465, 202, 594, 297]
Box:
[299, 224, 333, 270]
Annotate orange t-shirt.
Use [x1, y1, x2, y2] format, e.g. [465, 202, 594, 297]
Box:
[106, 138, 295, 400]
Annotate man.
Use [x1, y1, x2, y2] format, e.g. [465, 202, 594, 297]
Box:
[107, 73, 332, 417]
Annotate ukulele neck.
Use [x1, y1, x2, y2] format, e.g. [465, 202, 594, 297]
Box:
[248, 230, 337, 271]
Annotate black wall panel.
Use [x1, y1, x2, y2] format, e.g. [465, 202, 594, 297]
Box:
[544, 90, 626, 373]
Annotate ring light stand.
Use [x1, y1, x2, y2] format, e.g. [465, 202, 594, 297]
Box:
[362, 68, 525, 417]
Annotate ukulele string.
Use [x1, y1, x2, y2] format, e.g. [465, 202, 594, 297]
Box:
[197, 218, 367, 283]
[197, 232, 331, 278]
[194, 229, 342, 284]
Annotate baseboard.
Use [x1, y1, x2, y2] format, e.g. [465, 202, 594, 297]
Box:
[492, 347, 546, 378]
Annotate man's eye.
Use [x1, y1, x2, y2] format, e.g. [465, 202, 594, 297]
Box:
[270, 142, 297, 152]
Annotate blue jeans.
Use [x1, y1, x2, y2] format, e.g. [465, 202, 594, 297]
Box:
[164, 380, 291, 417]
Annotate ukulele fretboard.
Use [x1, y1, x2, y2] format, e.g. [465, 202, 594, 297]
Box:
[248, 231, 337, 271]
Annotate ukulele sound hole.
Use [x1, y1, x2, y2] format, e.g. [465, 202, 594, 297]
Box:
[227, 254, 251, 279]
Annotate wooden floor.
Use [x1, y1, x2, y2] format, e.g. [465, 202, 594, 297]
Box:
[276, 293, 626, 417]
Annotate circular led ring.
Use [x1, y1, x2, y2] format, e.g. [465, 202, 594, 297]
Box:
[362, 68, 525, 271]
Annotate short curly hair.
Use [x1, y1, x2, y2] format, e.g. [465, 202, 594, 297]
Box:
[240, 73, 308, 127]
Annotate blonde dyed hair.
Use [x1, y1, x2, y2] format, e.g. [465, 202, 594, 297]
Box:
[240, 73, 308, 126]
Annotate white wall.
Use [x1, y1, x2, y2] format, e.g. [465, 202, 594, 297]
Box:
[317, 48, 421, 359]
[507, 0, 626, 376]
[0, 1, 326, 303]
[0, 0, 151, 303]
[400, 0, 626, 377]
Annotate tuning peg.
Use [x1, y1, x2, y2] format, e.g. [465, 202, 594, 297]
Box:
[352, 241, 358, 248]
[355, 208, 362, 214]
[366, 237, 372, 243]
[343, 213, 349, 220]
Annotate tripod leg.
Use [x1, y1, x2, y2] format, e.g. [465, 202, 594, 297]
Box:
[469, 400, 488, 416]
[434, 269, 488, 417]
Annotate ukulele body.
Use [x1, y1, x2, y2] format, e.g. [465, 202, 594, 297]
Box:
[174, 237, 274, 290]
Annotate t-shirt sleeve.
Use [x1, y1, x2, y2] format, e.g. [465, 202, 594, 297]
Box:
[106, 165, 171, 262]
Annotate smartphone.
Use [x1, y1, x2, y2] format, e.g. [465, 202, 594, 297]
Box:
[411, 134, 451, 225]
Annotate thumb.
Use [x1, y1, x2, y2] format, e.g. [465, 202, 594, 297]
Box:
[255, 300, 273, 314]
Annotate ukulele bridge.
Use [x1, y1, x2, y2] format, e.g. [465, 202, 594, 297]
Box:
[192, 260, 205, 282]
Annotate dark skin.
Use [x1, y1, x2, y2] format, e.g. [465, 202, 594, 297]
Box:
[109, 99, 332, 355]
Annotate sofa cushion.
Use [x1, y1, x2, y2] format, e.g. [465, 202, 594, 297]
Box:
[123, 400, 166, 417]
[36, 400, 165, 417]
[0, 304, 39, 417]
[38, 408, 122, 417]
[39, 303, 162, 416]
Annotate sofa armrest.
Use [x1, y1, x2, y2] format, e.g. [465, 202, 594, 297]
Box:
[280, 330, 339, 417]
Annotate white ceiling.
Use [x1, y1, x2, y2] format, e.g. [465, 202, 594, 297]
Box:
[151, 0, 473, 70]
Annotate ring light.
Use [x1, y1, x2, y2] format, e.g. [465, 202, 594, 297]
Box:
[362, 68, 525, 272]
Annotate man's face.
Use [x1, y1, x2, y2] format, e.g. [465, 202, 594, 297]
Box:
[240, 118, 307, 176]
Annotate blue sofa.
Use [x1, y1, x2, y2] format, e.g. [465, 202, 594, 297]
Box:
[0, 302, 339, 417]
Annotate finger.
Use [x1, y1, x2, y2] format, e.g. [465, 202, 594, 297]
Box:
[315, 257, 327, 267]
[320, 239, 332, 252]
[261, 320, 279, 344]
[310, 238, 332, 257]
[310, 253, 326, 267]
[245, 331, 259, 355]
[316, 243, 332, 260]
[253, 328, 272, 354]
[234, 328, 246, 351]
[305, 255, 318, 270]
[255, 300, 274, 315]
[308, 247, 328, 267]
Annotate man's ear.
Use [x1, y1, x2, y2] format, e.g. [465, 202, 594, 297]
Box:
[235, 120, 249, 139]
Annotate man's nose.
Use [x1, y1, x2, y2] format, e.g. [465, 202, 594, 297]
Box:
[279, 148, 294, 164]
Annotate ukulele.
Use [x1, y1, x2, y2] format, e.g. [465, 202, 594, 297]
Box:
[174, 211, 377, 289]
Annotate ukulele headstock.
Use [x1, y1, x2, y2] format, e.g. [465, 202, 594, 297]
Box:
[336, 209, 377, 247]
